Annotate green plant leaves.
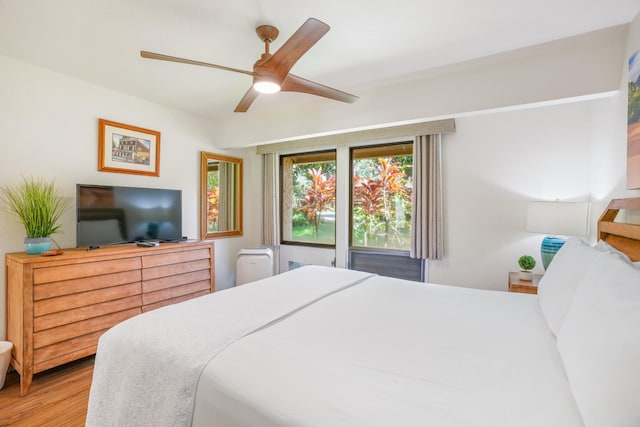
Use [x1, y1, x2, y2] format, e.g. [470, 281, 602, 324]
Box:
[0, 177, 70, 238]
[518, 254, 536, 271]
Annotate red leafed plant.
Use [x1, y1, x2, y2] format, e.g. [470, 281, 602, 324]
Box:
[297, 167, 336, 236]
[207, 185, 219, 230]
[353, 158, 408, 246]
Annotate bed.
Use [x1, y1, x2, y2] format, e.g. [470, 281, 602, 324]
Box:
[85, 198, 640, 427]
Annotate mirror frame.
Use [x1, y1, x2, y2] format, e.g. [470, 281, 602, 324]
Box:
[200, 151, 243, 239]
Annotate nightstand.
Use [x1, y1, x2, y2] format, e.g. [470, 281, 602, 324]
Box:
[508, 272, 543, 294]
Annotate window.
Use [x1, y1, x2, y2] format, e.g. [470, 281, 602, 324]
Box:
[351, 142, 413, 251]
[280, 150, 336, 246]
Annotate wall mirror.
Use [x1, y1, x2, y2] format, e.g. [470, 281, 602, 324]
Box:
[200, 151, 243, 239]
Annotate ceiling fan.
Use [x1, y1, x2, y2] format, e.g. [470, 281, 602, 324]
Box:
[140, 17, 358, 112]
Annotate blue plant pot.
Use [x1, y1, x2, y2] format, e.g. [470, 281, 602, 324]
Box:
[541, 236, 567, 270]
[24, 237, 52, 254]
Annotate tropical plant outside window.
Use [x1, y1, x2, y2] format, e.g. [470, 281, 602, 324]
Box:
[281, 151, 336, 245]
[351, 143, 413, 250]
[207, 165, 219, 232]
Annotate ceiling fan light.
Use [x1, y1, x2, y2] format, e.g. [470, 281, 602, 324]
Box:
[253, 80, 281, 94]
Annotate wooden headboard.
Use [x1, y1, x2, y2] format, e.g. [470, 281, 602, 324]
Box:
[598, 197, 640, 262]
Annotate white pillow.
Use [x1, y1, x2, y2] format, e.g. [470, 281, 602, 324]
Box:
[537, 237, 601, 335]
[556, 251, 640, 427]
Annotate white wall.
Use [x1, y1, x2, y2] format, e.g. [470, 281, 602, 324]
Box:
[216, 26, 626, 148]
[427, 13, 640, 288]
[429, 99, 613, 290]
[0, 54, 261, 340]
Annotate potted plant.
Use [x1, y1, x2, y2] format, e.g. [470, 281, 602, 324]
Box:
[0, 176, 70, 254]
[518, 255, 536, 281]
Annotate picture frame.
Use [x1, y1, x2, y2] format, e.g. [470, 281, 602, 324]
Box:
[98, 118, 161, 177]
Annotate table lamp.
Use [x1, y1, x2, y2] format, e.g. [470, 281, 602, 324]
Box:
[526, 201, 589, 269]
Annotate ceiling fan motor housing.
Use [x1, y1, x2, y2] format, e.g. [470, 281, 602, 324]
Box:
[256, 25, 279, 43]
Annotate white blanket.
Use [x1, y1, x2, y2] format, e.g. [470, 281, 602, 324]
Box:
[192, 274, 584, 426]
[85, 266, 374, 426]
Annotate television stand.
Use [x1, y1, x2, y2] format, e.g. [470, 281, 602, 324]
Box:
[5, 240, 214, 396]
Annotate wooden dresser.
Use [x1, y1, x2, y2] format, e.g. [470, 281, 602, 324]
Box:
[5, 240, 214, 395]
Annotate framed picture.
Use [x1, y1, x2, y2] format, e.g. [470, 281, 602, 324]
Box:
[98, 119, 161, 177]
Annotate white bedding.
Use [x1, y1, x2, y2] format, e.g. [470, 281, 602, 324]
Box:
[192, 272, 583, 427]
[87, 265, 583, 426]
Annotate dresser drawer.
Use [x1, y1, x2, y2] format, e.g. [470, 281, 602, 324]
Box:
[34, 329, 106, 367]
[142, 248, 211, 268]
[34, 294, 142, 331]
[143, 258, 211, 280]
[142, 280, 211, 306]
[34, 282, 142, 317]
[34, 270, 142, 300]
[33, 307, 141, 349]
[33, 257, 141, 284]
[142, 269, 211, 293]
[142, 289, 211, 312]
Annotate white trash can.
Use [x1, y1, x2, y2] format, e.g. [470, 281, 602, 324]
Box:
[0, 341, 13, 390]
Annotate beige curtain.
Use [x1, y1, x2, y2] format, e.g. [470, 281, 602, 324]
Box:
[261, 153, 279, 246]
[410, 134, 443, 260]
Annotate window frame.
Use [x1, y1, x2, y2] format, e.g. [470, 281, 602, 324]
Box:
[348, 141, 414, 253]
[279, 149, 337, 248]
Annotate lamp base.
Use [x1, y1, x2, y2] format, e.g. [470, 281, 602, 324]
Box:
[541, 236, 567, 270]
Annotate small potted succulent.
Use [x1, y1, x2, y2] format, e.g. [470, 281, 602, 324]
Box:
[0, 176, 69, 254]
[518, 255, 536, 281]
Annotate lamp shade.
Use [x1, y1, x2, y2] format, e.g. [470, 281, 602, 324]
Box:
[526, 201, 589, 269]
[526, 201, 589, 236]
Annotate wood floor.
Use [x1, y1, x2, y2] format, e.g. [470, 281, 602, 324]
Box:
[0, 356, 94, 426]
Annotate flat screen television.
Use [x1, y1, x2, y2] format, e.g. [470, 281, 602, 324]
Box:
[76, 184, 182, 247]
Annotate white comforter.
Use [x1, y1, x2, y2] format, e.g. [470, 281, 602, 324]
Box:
[87, 266, 584, 427]
[193, 271, 584, 427]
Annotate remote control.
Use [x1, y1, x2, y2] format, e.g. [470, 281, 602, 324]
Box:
[137, 241, 160, 247]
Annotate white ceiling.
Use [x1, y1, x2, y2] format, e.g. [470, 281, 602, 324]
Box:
[0, 0, 638, 122]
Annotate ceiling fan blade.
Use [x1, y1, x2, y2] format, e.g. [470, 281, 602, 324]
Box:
[257, 18, 330, 81]
[140, 51, 255, 77]
[281, 74, 358, 104]
[234, 87, 260, 112]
